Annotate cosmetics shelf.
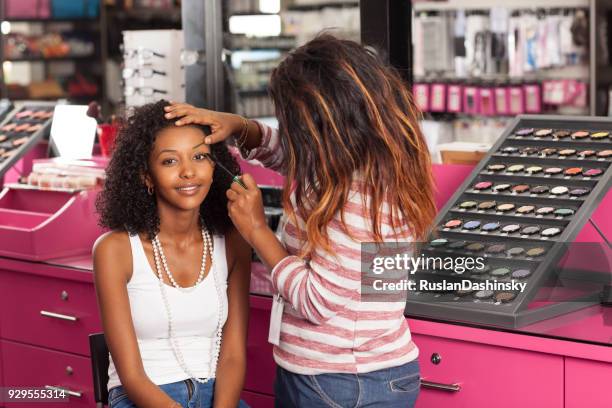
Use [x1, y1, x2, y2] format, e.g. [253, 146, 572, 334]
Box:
[406, 115, 612, 328]
[0, 101, 58, 179]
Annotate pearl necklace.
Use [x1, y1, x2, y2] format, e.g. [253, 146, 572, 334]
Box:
[152, 229, 224, 384]
[153, 230, 211, 292]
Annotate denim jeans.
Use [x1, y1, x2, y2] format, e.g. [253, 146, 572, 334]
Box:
[108, 378, 250, 408]
[274, 360, 420, 408]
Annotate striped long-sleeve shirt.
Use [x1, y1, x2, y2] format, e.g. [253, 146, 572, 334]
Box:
[244, 121, 419, 375]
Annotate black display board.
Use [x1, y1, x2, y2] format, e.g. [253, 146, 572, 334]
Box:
[405, 115, 612, 327]
[0, 102, 56, 180]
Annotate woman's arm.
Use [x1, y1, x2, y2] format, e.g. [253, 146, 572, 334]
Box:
[93, 232, 180, 408]
[213, 228, 251, 408]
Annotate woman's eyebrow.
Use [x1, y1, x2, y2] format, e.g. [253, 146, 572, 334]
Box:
[192, 141, 206, 149]
[156, 149, 177, 158]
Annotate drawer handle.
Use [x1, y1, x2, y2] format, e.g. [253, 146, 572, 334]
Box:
[40, 310, 78, 322]
[44, 385, 82, 398]
[421, 380, 461, 392]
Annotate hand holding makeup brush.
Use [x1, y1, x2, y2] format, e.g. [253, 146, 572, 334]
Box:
[226, 174, 268, 246]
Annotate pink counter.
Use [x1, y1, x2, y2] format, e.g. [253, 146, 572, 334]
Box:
[0, 163, 610, 408]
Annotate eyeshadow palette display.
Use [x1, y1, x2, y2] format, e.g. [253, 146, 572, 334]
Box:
[0, 102, 56, 179]
[405, 115, 612, 327]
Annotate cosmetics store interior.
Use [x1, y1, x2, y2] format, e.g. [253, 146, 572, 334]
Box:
[0, 0, 611, 407]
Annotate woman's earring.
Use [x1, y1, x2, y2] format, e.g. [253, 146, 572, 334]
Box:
[147, 185, 154, 195]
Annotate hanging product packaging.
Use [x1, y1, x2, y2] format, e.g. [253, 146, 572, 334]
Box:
[508, 84, 525, 114]
[430, 83, 447, 112]
[479, 86, 496, 116]
[463, 84, 480, 115]
[494, 84, 509, 115]
[413, 83, 430, 112]
[524, 83, 542, 113]
[447, 83, 463, 113]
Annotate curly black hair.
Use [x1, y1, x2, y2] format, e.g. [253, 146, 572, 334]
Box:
[96, 100, 240, 238]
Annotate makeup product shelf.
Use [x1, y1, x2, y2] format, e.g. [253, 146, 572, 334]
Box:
[405, 115, 612, 328]
[0, 101, 58, 179]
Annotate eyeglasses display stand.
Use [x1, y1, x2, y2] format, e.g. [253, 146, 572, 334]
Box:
[405, 115, 612, 328]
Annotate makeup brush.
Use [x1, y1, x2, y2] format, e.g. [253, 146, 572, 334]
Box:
[205, 153, 247, 189]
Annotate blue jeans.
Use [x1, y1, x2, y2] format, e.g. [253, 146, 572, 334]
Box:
[108, 378, 250, 408]
[274, 360, 420, 408]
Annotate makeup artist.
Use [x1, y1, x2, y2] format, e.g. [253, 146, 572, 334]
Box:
[164, 34, 436, 408]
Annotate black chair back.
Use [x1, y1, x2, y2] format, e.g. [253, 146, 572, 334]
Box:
[89, 333, 110, 407]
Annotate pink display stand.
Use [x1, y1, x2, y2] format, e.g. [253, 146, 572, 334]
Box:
[0, 187, 105, 260]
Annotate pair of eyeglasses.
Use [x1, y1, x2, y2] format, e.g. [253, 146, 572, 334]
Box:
[123, 48, 165, 60]
[125, 87, 168, 97]
[122, 67, 167, 79]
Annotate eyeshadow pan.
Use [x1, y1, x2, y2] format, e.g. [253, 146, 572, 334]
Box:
[486, 244, 506, 254]
[520, 147, 540, 155]
[444, 219, 462, 229]
[494, 292, 517, 303]
[578, 150, 596, 158]
[515, 128, 534, 136]
[516, 205, 535, 214]
[554, 208, 575, 217]
[478, 201, 497, 210]
[482, 222, 500, 231]
[15, 110, 32, 119]
[511, 185, 530, 194]
[553, 130, 571, 139]
[571, 130, 590, 139]
[430, 238, 448, 247]
[569, 188, 590, 197]
[507, 164, 525, 173]
[558, 149, 576, 156]
[459, 201, 478, 209]
[14, 124, 30, 132]
[534, 128, 553, 137]
[521, 226, 540, 235]
[0, 135, 7, 143]
[487, 164, 506, 172]
[526, 247, 546, 257]
[466, 242, 485, 252]
[564, 167, 582, 176]
[448, 240, 468, 249]
[544, 167, 563, 175]
[525, 166, 542, 174]
[550, 186, 569, 195]
[531, 186, 550, 194]
[491, 267, 511, 276]
[474, 181, 492, 190]
[596, 150, 612, 158]
[463, 221, 481, 230]
[496, 203, 515, 212]
[583, 168, 603, 177]
[12, 137, 28, 147]
[511, 269, 532, 279]
[501, 146, 519, 154]
[591, 131, 610, 139]
[493, 184, 511, 192]
[536, 207, 555, 215]
[1, 123, 16, 131]
[541, 227, 562, 237]
[502, 224, 521, 233]
[455, 289, 474, 297]
[474, 290, 495, 300]
[27, 124, 42, 133]
[540, 148, 557, 156]
[507, 247, 525, 256]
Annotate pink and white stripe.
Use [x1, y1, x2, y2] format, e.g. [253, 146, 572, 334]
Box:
[247, 121, 419, 375]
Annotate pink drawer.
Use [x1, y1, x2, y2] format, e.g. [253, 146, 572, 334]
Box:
[1, 340, 95, 408]
[413, 334, 563, 408]
[245, 296, 276, 395]
[0, 271, 101, 356]
[565, 357, 612, 408]
[241, 390, 274, 408]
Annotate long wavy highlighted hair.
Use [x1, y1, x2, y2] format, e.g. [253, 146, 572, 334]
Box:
[269, 33, 436, 257]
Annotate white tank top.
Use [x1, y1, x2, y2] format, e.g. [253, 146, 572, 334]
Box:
[107, 233, 229, 390]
